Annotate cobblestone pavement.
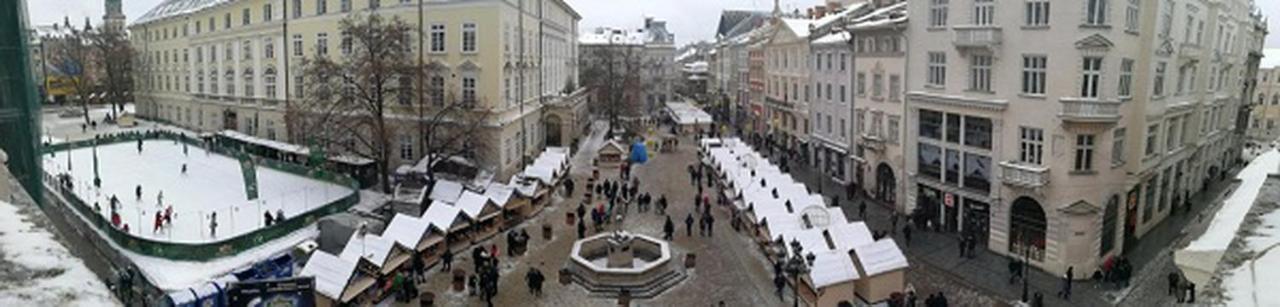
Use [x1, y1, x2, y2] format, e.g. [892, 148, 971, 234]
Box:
[393, 122, 783, 307]
[780, 141, 1245, 307]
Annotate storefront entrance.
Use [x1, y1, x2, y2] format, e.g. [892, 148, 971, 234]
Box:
[1009, 197, 1047, 262]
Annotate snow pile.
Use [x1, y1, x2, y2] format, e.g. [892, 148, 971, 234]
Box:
[0, 200, 117, 306]
[42, 140, 352, 243]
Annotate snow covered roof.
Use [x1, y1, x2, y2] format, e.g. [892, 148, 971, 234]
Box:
[853, 239, 910, 276]
[484, 183, 515, 207]
[219, 130, 309, 155]
[674, 48, 698, 63]
[429, 180, 465, 204]
[666, 102, 714, 125]
[522, 166, 558, 185]
[810, 250, 859, 288]
[812, 2, 867, 29]
[1185, 149, 1280, 252]
[299, 251, 357, 302]
[381, 214, 431, 250]
[813, 32, 851, 45]
[455, 191, 493, 219]
[134, 0, 232, 25]
[781, 18, 816, 39]
[848, 2, 909, 30]
[580, 27, 648, 45]
[422, 201, 465, 231]
[509, 176, 540, 197]
[338, 232, 396, 267]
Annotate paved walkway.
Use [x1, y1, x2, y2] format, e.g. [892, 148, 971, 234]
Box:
[780, 147, 1244, 307]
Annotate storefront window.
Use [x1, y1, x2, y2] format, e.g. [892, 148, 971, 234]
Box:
[964, 116, 992, 149]
[945, 149, 961, 185]
[946, 113, 962, 144]
[920, 109, 943, 139]
[919, 143, 942, 179]
[964, 153, 991, 193]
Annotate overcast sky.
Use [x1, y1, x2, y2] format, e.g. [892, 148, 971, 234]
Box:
[23, 0, 1280, 48]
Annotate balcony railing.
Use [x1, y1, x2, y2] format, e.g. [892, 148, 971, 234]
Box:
[999, 161, 1049, 188]
[1059, 98, 1122, 123]
[953, 25, 1003, 49]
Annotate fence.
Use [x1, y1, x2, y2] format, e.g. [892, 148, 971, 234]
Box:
[41, 132, 361, 261]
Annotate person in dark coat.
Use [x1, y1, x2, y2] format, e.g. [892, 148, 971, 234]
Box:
[705, 214, 715, 237]
[1167, 271, 1180, 296]
[1031, 292, 1044, 307]
[441, 248, 453, 271]
[903, 225, 913, 246]
[685, 213, 695, 237]
[1008, 257, 1022, 284]
[577, 219, 586, 239]
[663, 216, 675, 240]
[263, 211, 274, 227]
[577, 203, 587, 223]
[1058, 266, 1073, 300]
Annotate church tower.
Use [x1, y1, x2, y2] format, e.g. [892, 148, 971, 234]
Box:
[103, 0, 125, 33]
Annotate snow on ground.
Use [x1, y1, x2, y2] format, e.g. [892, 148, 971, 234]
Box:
[42, 139, 351, 243]
[0, 200, 118, 306]
[1219, 207, 1280, 307]
[125, 226, 320, 291]
[1185, 149, 1280, 252]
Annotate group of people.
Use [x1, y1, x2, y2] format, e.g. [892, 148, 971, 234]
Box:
[468, 245, 503, 307]
[1167, 271, 1197, 303]
[262, 209, 286, 227]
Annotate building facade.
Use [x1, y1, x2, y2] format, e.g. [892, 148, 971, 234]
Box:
[847, 1, 907, 210]
[809, 31, 852, 185]
[1249, 53, 1280, 141]
[763, 18, 814, 161]
[130, 0, 584, 179]
[904, 0, 1265, 275]
[577, 17, 678, 117]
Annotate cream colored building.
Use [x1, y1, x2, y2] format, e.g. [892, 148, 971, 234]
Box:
[1249, 52, 1280, 141]
[130, 0, 584, 179]
[847, 1, 907, 211]
[904, 0, 1265, 276]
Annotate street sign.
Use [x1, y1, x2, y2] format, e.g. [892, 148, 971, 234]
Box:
[944, 193, 955, 207]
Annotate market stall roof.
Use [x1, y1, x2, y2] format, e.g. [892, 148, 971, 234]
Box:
[382, 214, 431, 250]
[429, 180, 465, 204]
[665, 102, 714, 125]
[809, 250, 859, 288]
[421, 201, 465, 232]
[484, 183, 516, 207]
[455, 191, 494, 219]
[338, 232, 396, 268]
[854, 239, 910, 276]
[299, 251, 357, 302]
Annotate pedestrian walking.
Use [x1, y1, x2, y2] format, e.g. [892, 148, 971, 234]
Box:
[1167, 271, 1180, 296]
[441, 248, 453, 271]
[1031, 292, 1044, 307]
[153, 211, 162, 234]
[663, 216, 675, 240]
[1184, 281, 1195, 303]
[706, 214, 715, 237]
[577, 203, 586, 223]
[773, 273, 786, 300]
[965, 233, 977, 258]
[958, 236, 967, 257]
[891, 212, 899, 233]
[577, 219, 586, 239]
[685, 213, 695, 237]
[904, 225, 913, 245]
[209, 212, 218, 238]
[859, 201, 867, 219]
[1008, 257, 1022, 284]
[1058, 266, 1073, 300]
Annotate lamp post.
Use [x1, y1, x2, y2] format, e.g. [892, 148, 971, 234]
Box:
[778, 239, 815, 307]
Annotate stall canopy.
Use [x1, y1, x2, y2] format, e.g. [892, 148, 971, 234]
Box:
[298, 251, 357, 302]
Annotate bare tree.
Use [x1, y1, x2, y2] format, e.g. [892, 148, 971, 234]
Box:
[47, 22, 97, 124]
[580, 45, 644, 127]
[85, 28, 133, 117]
[288, 14, 488, 193]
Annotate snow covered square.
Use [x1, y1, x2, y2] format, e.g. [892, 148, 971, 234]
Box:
[42, 139, 353, 244]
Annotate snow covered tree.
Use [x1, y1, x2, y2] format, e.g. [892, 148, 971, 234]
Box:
[84, 26, 134, 117]
[580, 44, 645, 127]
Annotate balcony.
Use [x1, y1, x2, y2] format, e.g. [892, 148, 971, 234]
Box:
[999, 162, 1049, 189]
[952, 25, 1003, 50]
[1059, 98, 1122, 123]
[1178, 43, 1202, 59]
[860, 134, 886, 151]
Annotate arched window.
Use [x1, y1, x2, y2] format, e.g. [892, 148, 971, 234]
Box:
[243, 68, 255, 97]
[224, 69, 235, 95]
[1100, 195, 1119, 256]
[1272, 94, 1279, 105]
[1009, 197, 1047, 262]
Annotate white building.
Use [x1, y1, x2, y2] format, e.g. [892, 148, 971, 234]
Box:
[904, 0, 1265, 275]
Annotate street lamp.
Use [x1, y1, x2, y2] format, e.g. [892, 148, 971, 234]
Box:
[777, 239, 815, 307]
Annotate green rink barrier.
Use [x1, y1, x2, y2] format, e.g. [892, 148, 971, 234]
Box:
[43, 132, 361, 261]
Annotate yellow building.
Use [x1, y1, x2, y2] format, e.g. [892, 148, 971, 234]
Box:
[1250, 53, 1280, 142]
[130, 0, 585, 179]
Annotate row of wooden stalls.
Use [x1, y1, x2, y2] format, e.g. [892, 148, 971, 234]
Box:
[699, 138, 912, 306]
[298, 148, 572, 306]
[210, 130, 380, 188]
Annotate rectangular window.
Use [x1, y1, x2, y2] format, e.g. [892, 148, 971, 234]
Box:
[920, 109, 943, 140]
[1081, 57, 1103, 98]
[209, 17, 216, 32]
[317, 33, 328, 56]
[855, 110, 866, 136]
[969, 55, 993, 92]
[873, 73, 884, 98]
[857, 72, 867, 95]
[930, 0, 949, 27]
[292, 34, 303, 56]
[462, 77, 476, 107]
[840, 53, 847, 71]
[1153, 62, 1167, 96]
[840, 85, 847, 103]
[1075, 134, 1096, 171]
[1145, 124, 1160, 156]
[317, 0, 327, 15]
[927, 52, 946, 87]
[1025, 0, 1050, 26]
[945, 149, 961, 184]
[1086, 0, 1108, 25]
[462, 23, 477, 52]
[964, 116, 992, 149]
[264, 4, 273, 21]
[1112, 128, 1126, 166]
[242, 8, 251, 25]
[369, 0, 380, 9]
[1022, 55, 1047, 94]
[264, 40, 274, 58]
[196, 21, 202, 34]
[1119, 58, 1133, 97]
[430, 24, 446, 52]
[1125, 0, 1140, 32]
[973, 0, 995, 25]
[888, 116, 900, 143]
[292, 0, 301, 18]
[294, 75, 303, 98]
[919, 143, 942, 179]
[889, 75, 901, 101]
[945, 113, 961, 144]
[341, 31, 352, 55]
[399, 134, 413, 160]
[341, 0, 351, 12]
[242, 40, 252, 60]
[430, 76, 445, 105]
[1165, 118, 1179, 151]
[1020, 127, 1044, 165]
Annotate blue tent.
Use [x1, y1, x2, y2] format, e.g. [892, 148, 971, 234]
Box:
[629, 142, 648, 164]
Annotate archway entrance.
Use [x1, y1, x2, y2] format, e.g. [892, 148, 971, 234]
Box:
[1009, 197, 1047, 262]
[222, 109, 238, 131]
[876, 163, 896, 205]
[545, 114, 563, 147]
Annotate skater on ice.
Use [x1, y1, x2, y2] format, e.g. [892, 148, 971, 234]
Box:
[263, 211, 274, 226]
[209, 212, 219, 238]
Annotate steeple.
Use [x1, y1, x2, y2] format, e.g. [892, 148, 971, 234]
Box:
[772, 0, 781, 18]
[104, 0, 126, 33]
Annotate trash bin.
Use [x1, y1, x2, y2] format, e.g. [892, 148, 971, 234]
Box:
[559, 268, 572, 285]
[418, 291, 435, 307]
[451, 269, 466, 292]
[685, 253, 696, 268]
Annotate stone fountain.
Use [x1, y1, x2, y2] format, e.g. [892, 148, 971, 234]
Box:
[563, 230, 686, 299]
